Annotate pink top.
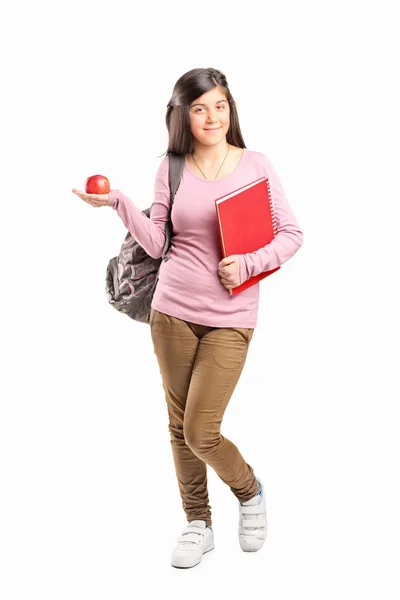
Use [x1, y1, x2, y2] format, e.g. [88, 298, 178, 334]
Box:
[107, 148, 303, 328]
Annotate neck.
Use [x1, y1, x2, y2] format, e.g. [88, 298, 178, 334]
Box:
[191, 140, 230, 166]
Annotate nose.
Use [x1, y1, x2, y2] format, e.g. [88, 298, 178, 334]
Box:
[206, 110, 218, 123]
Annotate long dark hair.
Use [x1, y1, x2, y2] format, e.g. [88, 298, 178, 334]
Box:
[161, 67, 246, 157]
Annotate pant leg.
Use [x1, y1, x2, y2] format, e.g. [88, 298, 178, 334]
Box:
[149, 308, 213, 526]
[183, 326, 260, 503]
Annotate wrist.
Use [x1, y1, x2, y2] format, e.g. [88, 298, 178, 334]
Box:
[239, 255, 248, 285]
[107, 189, 119, 208]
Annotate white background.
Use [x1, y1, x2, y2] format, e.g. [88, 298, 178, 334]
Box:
[1, 0, 399, 598]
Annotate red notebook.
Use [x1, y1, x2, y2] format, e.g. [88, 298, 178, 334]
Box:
[215, 176, 280, 296]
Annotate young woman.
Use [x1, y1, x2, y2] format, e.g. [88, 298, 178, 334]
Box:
[72, 67, 303, 569]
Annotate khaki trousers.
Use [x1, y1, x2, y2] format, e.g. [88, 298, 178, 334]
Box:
[150, 307, 259, 527]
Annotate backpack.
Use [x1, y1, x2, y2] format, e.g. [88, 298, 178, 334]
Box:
[105, 152, 185, 324]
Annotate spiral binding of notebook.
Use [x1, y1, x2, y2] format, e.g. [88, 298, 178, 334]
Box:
[266, 178, 278, 235]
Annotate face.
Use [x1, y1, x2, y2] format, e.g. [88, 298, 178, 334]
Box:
[188, 86, 230, 148]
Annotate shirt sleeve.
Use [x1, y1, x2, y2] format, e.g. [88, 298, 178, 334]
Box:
[106, 155, 170, 259]
[239, 155, 303, 283]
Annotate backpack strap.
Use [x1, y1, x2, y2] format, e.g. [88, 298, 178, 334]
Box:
[168, 152, 185, 205]
[162, 152, 185, 262]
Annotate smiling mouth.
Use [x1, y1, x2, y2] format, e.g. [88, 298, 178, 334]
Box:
[204, 127, 221, 131]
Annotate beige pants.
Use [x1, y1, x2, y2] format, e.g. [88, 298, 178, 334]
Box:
[150, 307, 259, 527]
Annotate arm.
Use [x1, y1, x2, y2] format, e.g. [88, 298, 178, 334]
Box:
[238, 155, 303, 284]
[107, 156, 170, 259]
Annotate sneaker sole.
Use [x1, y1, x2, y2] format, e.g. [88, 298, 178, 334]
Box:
[171, 544, 215, 569]
[239, 536, 267, 552]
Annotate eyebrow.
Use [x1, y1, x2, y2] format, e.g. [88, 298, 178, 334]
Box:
[190, 99, 228, 108]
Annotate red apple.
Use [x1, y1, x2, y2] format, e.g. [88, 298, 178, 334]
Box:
[85, 174, 110, 194]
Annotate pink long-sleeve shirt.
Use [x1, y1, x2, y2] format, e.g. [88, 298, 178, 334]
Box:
[107, 148, 303, 328]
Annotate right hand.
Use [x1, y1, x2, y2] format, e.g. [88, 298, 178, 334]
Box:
[72, 188, 109, 208]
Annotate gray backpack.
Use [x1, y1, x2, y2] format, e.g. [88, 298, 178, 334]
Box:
[105, 152, 185, 324]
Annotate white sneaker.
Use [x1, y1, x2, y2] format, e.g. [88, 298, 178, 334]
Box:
[171, 520, 214, 568]
[238, 476, 268, 552]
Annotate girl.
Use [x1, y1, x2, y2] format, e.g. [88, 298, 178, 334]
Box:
[72, 67, 303, 569]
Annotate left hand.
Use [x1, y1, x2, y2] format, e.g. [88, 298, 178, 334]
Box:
[218, 255, 241, 290]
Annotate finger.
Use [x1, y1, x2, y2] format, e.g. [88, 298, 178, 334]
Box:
[72, 189, 101, 203]
[86, 194, 108, 207]
[73, 190, 87, 201]
[75, 193, 99, 207]
[84, 198, 98, 207]
[220, 257, 235, 267]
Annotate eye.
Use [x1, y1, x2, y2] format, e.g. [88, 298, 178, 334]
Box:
[194, 105, 226, 113]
